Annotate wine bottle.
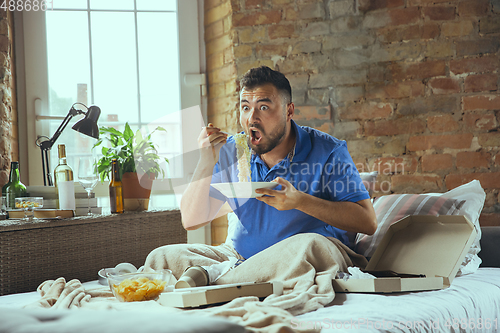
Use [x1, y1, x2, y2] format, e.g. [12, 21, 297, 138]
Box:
[5, 161, 27, 209]
[54, 144, 76, 211]
[109, 159, 124, 214]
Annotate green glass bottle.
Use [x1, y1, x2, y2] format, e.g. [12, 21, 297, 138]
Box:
[5, 162, 27, 209]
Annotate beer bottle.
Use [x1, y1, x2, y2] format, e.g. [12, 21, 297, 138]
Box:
[109, 159, 124, 214]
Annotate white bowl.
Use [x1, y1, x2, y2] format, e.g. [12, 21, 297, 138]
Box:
[211, 182, 278, 198]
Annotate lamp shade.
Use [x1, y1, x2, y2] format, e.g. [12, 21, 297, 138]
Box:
[72, 106, 101, 139]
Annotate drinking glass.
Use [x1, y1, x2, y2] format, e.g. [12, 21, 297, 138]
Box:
[78, 157, 99, 216]
[1, 196, 7, 219]
[15, 197, 43, 222]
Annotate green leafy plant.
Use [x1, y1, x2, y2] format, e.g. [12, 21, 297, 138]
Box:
[92, 122, 169, 182]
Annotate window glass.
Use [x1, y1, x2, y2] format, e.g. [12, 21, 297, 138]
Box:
[91, 11, 139, 124]
[52, 0, 87, 9]
[46, 10, 93, 170]
[90, 0, 134, 10]
[136, 0, 177, 11]
[37, 0, 187, 185]
[137, 12, 181, 177]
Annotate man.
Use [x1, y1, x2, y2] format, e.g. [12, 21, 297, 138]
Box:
[146, 66, 376, 275]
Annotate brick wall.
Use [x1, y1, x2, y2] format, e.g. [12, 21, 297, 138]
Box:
[205, 0, 500, 242]
[0, 12, 16, 188]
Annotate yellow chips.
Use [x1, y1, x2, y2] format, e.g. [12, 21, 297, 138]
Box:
[15, 201, 40, 208]
[112, 277, 167, 302]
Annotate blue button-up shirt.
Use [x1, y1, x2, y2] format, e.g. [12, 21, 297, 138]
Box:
[210, 120, 369, 259]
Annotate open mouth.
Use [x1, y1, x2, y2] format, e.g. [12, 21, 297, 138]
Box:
[249, 128, 262, 145]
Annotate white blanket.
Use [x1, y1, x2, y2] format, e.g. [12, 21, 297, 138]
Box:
[17, 233, 367, 333]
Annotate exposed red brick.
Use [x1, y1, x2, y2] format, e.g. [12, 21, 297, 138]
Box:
[205, 21, 224, 41]
[209, 64, 237, 84]
[364, 118, 426, 136]
[338, 102, 393, 120]
[358, 0, 404, 12]
[294, 105, 331, 121]
[496, 153, 500, 166]
[366, 81, 425, 99]
[456, 39, 500, 57]
[391, 174, 442, 193]
[458, 0, 489, 17]
[256, 44, 288, 57]
[408, 133, 473, 151]
[479, 213, 500, 227]
[464, 74, 498, 93]
[378, 25, 421, 43]
[428, 77, 461, 95]
[456, 151, 491, 169]
[478, 132, 500, 147]
[398, 95, 459, 116]
[246, 0, 265, 9]
[0, 35, 8, 53]
[422, 154, 453, 172]
[233, 10, 282, 27]
[427, 114, 459, 133]
[388, 7, 421, 26]
[409, 0, 453, 4]
[446, 172, 500, 190]
[463, 112, 498, 131]
[422, 22, 440, 39]
[480, 17, 500, 35]
[371, 156, 419, 174]
[205, 0, 223, 10]
[450, 56, 500, 75]
[463, 95, 500, 110]
[268, 24, 295, 39]
[422, 6, 455, 20]
[390, 60, 446, 81]
[205, 1, 232, 25]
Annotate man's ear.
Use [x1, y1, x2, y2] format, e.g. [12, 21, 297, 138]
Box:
[287, 102, 294, 121]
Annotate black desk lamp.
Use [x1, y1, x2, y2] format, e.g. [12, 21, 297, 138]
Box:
[35, 102, 101, 186]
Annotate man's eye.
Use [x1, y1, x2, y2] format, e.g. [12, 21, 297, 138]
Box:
[242, 106, 249, 111]
[260, 105, 269, 111]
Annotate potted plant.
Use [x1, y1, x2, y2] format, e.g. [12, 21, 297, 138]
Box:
[93, 123, 168, 211]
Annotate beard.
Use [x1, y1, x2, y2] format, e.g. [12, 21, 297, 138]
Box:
[247, 120, 287, 156]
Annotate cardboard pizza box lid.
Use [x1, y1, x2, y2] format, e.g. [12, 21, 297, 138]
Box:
[158, 281, 283, 308]
[365, 215, 476, 287]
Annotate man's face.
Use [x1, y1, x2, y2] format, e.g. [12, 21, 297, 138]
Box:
[239, 83, 291, 155]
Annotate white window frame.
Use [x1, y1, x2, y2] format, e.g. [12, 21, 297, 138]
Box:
[14, 0, 209, 244]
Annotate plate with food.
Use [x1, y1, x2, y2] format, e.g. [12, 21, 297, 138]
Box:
[211, 182, 278, 198]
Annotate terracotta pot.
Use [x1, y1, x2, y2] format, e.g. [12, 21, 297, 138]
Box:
[121, 172, 155, 211]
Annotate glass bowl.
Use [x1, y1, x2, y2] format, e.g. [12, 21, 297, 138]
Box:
[107, 270, 174, 302]
[15, 197, 43, 221]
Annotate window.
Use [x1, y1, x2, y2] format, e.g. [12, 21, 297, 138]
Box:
[16, 0, 208, 244]
[16, 0, 205, 193]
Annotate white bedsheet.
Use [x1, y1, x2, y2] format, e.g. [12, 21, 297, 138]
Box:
[294, 268, 500, 332]
[1, 268, 499, 333]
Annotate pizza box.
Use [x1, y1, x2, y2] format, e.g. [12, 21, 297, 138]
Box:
[333, 215, 477, 293]
[158, 281, 283, 308]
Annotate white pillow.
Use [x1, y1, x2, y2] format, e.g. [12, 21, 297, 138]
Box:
[426, 180, 485, 276]
[359, 171, 378, 198]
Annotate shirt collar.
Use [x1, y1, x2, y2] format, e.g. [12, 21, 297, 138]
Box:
[290, 120, 311, 163]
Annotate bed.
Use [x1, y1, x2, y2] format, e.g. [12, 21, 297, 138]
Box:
[0, 181, 499, 333]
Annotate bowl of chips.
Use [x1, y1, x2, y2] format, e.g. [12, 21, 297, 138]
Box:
[107, 270, 174, 302]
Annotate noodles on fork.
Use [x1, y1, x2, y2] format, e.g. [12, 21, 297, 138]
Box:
[234, 133, 251, 182]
